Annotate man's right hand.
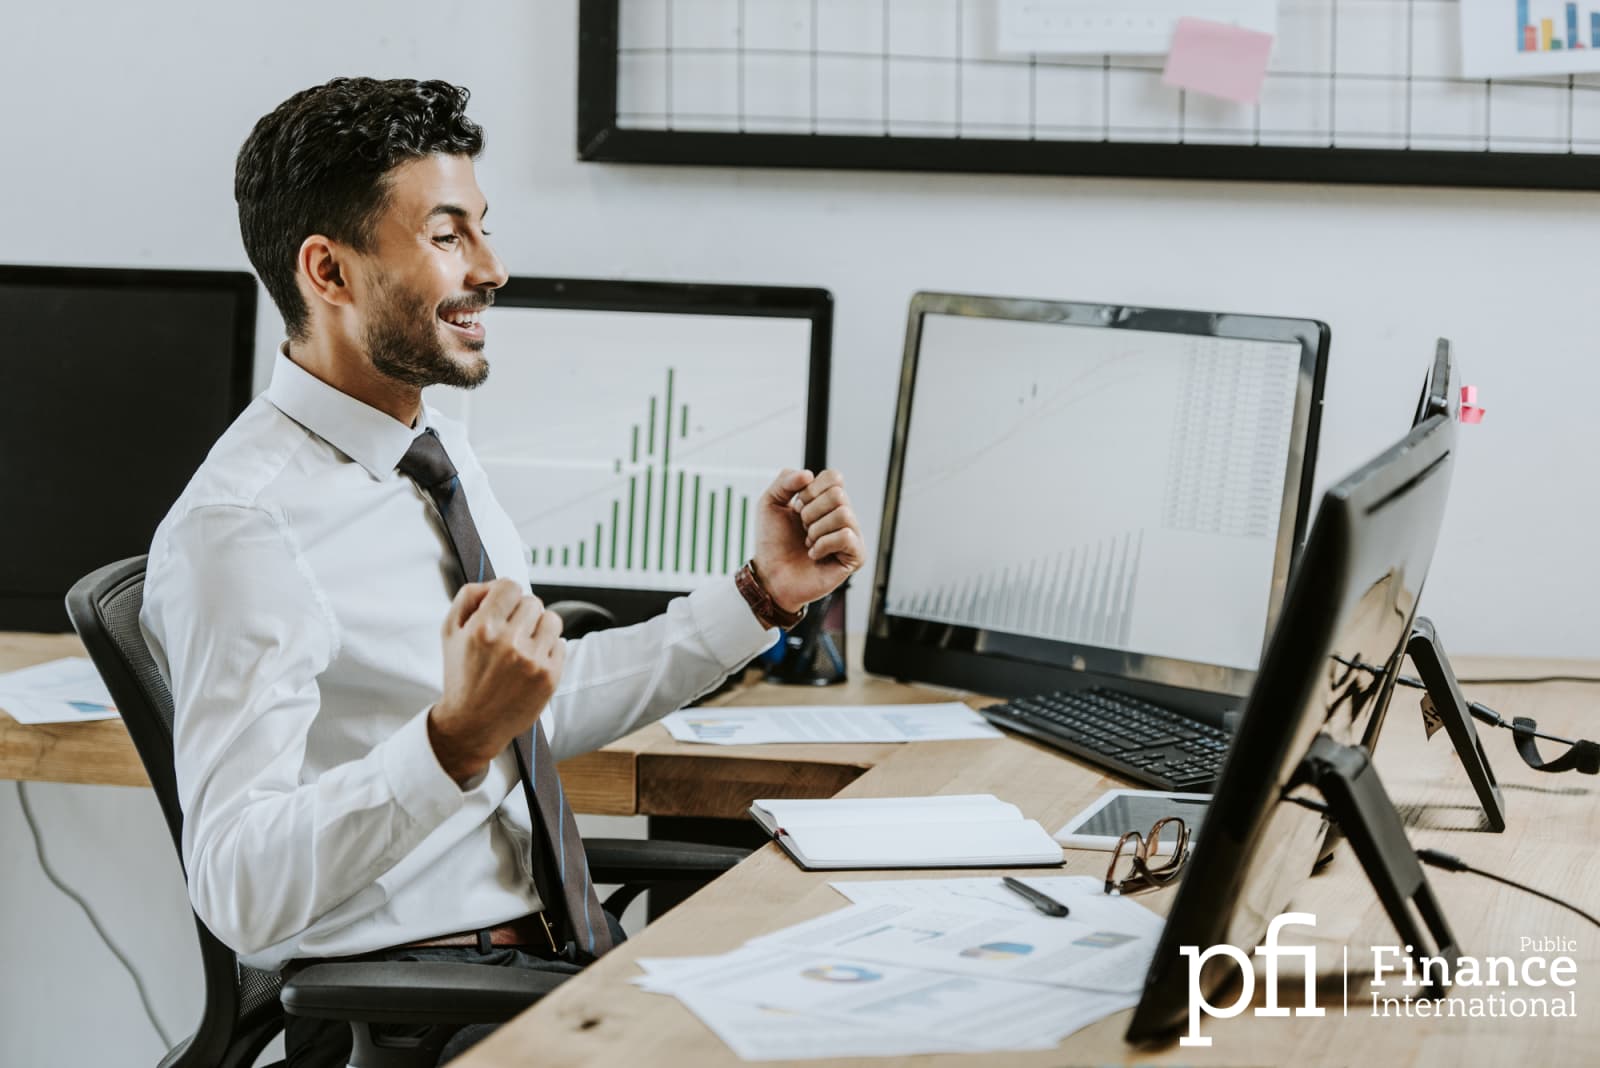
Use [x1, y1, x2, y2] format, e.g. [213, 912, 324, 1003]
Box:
[428, 577, 565, 785]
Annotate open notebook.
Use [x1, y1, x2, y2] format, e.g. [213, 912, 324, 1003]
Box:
[749, 794, 1065, 871]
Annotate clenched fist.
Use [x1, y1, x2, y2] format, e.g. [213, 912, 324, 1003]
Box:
[427, 577, 565, 784]
[753, 468, 866, 615]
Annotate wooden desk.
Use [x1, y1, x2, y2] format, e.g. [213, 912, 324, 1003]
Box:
[455, 670, 1600, 1067]
[7, 629, 1599, 1060]
[0, 632, 938, 814]
[0, 631, 149, 787]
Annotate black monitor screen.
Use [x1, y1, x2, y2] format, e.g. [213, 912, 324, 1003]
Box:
[0, 266, 255, 631]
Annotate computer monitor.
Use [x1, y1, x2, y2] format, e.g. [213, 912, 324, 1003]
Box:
[436, 277, 831, 625]
[865, 292, 1328, 717]
[1353, 337, 1460, 753]
[0, 265, 256, 632]
[1399, 339, 1505, 830]
[1127, 408, 1460, 1041]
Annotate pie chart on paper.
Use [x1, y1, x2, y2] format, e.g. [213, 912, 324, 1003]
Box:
[800, 964, 883, 983]
[959, 941, 1035, 960]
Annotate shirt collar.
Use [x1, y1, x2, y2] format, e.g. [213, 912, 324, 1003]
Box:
[266, 344, 426, 479]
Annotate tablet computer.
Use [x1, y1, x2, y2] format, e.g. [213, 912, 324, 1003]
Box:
[1054, 789, 1210, 851]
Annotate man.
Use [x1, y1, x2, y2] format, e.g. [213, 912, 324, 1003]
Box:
[141, 77, 864, 1066]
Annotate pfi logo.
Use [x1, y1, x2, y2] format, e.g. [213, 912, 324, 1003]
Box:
[1179, 912, 1325, 1047]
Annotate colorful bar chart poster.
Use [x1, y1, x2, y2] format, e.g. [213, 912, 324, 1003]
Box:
[444, 306, 812, 592]
[1460, 0, 1600, 76]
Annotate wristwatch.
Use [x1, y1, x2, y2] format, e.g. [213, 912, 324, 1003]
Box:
[735, 559, 806, 629]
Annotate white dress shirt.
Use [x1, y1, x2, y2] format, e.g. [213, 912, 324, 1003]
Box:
[141, 350, 776, 971]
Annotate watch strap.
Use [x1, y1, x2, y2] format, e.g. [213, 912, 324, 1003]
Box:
[735, 560, 806, 629]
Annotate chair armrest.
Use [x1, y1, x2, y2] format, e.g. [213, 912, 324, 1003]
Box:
[584, 837, 751, 884]
[281, 960, 569, 1024]
[545, 599, 617, 639]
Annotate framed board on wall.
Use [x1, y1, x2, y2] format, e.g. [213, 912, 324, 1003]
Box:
[577, 0, 1600, 190]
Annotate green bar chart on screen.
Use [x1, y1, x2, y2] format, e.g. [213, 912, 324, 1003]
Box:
[459, 305, 812, 594]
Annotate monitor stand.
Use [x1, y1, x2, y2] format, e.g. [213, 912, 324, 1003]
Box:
[1299, 734, 1461, 998]
[1407, 617, 1507, 832]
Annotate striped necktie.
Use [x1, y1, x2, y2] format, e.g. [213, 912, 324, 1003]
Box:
[398, 428, 614, 959]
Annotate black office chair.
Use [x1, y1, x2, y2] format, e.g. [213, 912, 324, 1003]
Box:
[67, 556, 749, 1068]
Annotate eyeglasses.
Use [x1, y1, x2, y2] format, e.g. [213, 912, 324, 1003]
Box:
[1104, 816, 1191, 895]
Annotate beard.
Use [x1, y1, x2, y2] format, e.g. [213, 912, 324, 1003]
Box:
[364, 273, 491, 390]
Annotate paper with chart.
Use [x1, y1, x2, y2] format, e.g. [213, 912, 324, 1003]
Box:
[631, 877, 1160, 1057]
[662, 702, 1000, 745]
[453, 305, 813, 593]
[884, 313, 1302, 671]
[1461, 0, 1600, 77]
[997, 0, 1277, 55]
[0, 657, 118, 724]
[745, 900, 1157, 994]
[641, 944, 1134, 1058]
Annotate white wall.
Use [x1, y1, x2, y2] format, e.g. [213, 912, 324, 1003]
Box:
[3, 2, 1596, 1064]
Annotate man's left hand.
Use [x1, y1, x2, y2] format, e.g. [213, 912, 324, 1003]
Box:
[752, 468, 865, 614]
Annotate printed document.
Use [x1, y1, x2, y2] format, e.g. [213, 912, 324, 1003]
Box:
[662, 702, 999, 745]
[745, 900, 1156, 994]
[0, 657, 118, 724]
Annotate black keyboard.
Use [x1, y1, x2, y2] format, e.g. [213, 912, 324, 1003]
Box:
[979, 687, 1230, 791]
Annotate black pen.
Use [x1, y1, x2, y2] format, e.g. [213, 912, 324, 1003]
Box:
[1002, 876, 1070, 917]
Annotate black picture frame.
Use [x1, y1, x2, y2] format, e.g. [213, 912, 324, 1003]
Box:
[577, 0, 1600, 192]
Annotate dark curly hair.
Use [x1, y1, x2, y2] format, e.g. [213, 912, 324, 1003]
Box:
[235, 77, 485, 340]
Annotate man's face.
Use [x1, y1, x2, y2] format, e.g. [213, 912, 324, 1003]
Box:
[354, 154, 507, 390]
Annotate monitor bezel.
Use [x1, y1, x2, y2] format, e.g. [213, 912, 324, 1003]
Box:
[482, 276, 833, 626]
[1125, 409, 1458, 1041]
[1413, 338, 1459, 428]
[864, 291, 1329, 706]
[0, 263, 257, 631]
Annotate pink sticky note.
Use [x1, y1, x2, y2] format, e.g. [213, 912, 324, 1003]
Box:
[1162, 18, 1274, 105]
[1461, 384, 1479, 406]
[1460, 405, 1485, 424]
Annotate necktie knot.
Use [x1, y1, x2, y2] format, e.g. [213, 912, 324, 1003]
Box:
[397, 428, 458, 489]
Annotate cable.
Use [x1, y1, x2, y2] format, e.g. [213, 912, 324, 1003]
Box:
[1454, 675, 1600, 687]
[1280, 795, 1595, 930]
[1416, 848, 1600, 929]
[1396, 671, 1600, 690]
[14, 782, 174, 1049]
[1394, 673, 1583, 746]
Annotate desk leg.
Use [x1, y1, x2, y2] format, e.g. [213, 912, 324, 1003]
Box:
[646, 816, 769, 922]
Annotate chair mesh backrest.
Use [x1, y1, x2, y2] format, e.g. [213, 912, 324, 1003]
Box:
[74, 558, 284, 1027]
[100, 576, 176, 733]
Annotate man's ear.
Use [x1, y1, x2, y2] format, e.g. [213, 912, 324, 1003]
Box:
[297, 235, 354, 311]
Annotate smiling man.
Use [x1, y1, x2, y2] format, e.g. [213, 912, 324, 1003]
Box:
[139, 78, 863, 1067]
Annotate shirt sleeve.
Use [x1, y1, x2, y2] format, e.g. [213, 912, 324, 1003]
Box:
[541, 576, 779, 761]
[141, 503, 466, 957]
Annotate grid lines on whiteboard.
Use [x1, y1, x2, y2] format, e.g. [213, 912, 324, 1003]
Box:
[613, 0, 1600, 154]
